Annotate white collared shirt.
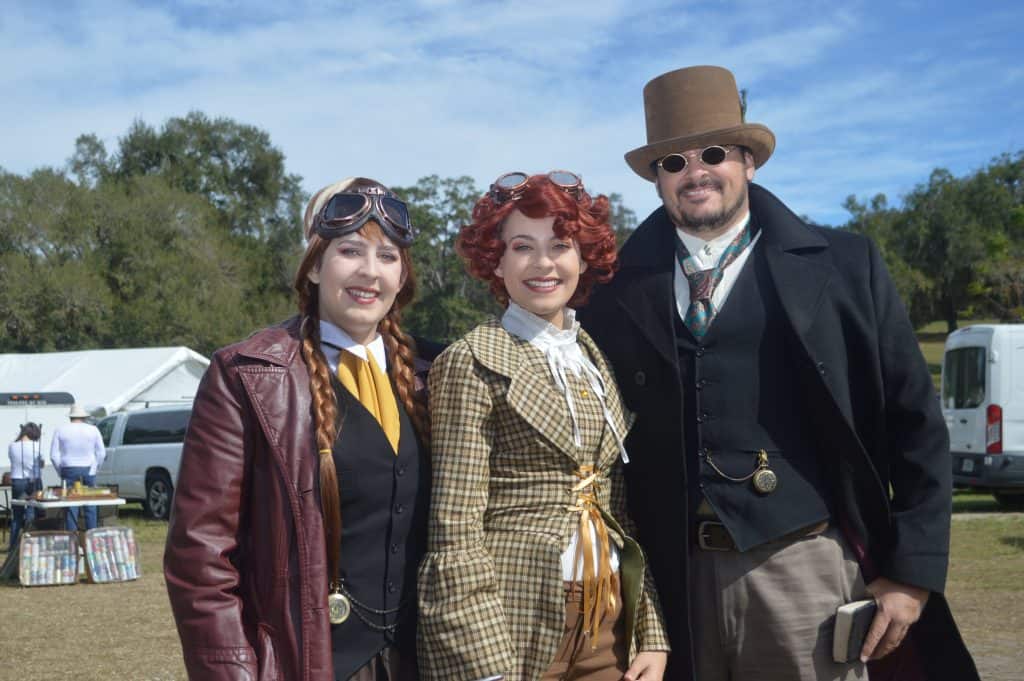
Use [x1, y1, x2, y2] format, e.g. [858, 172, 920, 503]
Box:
[50, 421, 106, 474]
[673, 212, 762, 322]
[319, 320, 388, 373]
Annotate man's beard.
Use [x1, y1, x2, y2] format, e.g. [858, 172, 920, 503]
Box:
[672, 178, 746, 233]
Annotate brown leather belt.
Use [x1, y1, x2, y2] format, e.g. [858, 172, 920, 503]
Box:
[697, 519, 830, 552]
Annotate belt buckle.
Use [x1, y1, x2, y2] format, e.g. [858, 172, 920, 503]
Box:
[697, 521, 732, 552]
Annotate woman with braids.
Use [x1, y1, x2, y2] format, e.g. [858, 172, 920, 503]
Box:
[165, 177, 430, 681]
[417, 172, 669, 681]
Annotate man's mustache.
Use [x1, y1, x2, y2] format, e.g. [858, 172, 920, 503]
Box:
[678, 177, 722, 196]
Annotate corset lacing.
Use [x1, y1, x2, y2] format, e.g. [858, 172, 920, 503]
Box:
[566, 464, 616, 648]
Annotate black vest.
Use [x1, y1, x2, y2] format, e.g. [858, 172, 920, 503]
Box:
[329, 378, 427, 679]
[676, 238, 831, 551]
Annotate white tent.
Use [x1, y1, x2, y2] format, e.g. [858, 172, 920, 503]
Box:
[0, 346, 209, 417]
[1, 347, 209, 485]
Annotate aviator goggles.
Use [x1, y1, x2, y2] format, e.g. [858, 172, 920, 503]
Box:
[488, 170, 586, 205]
[653, 145, 739, 174]
[312, 184, 415, 247]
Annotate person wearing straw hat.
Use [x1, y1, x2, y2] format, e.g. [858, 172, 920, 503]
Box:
[579, 66, 977, 680]
[165, 177, 431, 680]
[50, 403, 106, 531]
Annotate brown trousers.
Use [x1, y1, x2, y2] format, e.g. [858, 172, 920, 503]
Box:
[347, 646, 417, 681]
[540, 575, 629, 681]
[692, 524, 868, 681]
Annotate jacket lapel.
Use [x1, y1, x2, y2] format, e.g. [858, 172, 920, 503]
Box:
[579, 330, 632, 470]
[233, 318, 319, 494]
[465, 320, 578, 463]
[750, 184, 833, 357]
[612, 207, 679, 370]
[750, 184, 898, 562]
[596, 186, 838, 408]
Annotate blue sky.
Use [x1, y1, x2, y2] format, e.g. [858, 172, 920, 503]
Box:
[2, 0, 1021, 227]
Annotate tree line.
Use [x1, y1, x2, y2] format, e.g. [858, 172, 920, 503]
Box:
[1, 112, 1020, 356]
[842, 152, 1024, 332]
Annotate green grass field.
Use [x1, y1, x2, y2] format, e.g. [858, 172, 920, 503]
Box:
[954, 490, 1008, 514]
[946, 511, 1024, 679]
[1, 505, 184, 680]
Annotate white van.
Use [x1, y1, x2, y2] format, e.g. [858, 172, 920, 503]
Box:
[942, 324, 1024, 508]
[93, 404, 192, 520]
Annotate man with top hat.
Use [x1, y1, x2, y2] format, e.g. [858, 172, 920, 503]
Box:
[579, 65, 977, 680]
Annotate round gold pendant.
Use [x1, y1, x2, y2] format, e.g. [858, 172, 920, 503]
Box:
[328, 591, 351, 624]
[752, 468, 778, 495]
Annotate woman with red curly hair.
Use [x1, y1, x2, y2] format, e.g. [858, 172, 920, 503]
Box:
[418, 172, 669, 681]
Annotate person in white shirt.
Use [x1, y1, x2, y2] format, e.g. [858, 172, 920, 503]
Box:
[49, 404, 106, 530]
[8, 421, 44, 548]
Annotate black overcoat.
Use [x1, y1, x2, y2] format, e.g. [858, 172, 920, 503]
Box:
[579, 184, 978, 681]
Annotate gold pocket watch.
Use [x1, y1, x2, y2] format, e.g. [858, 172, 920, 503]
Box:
[328, 584, 351, 624]
[704, 448, 778, 495]
[752, 450, 778, 495]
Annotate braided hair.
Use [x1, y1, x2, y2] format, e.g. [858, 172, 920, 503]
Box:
[294, 179, 428, 589]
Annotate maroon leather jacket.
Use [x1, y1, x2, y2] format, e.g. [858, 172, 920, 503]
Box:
[165, 318, 427, 680]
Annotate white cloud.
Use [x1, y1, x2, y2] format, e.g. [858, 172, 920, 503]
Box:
[1, 0, 1021, 228]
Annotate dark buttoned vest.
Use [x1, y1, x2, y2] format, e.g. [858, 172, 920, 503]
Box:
[675, 234, 832, 551]
[329, 377, 427, 679]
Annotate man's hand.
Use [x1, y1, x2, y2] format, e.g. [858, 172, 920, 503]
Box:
[624, 650, 667, 680]
[860, 577, 930, 662]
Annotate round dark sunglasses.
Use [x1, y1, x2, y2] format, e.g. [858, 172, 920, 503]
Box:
[313, 186, 414, 247]
[654, 145, 738, 174]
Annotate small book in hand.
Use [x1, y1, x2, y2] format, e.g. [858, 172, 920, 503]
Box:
[832, 598, 877, 663]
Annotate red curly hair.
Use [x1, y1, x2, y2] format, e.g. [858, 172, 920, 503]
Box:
[457, 174, 618, 307]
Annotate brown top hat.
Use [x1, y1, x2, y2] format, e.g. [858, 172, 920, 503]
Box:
[625, 65, 775, 181]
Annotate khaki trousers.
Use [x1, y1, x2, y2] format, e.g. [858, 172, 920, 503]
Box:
[692, 524, 869, 681]
[540, 576, 628, 681]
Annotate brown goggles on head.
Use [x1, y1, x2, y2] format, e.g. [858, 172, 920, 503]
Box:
[313, 182, 414, 247]
[488, 170, 586, 205]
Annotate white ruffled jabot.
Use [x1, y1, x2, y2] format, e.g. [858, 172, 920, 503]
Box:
[501, 302, 629, 464]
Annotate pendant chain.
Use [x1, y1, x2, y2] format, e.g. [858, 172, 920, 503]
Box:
[703, 449, 770, 483]
[336, 580, 407, 633]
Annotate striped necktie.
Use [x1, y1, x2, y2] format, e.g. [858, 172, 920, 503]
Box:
[675, 225, 752, 337]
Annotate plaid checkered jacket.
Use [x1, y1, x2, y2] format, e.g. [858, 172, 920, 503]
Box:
[417, 319, 670, 681]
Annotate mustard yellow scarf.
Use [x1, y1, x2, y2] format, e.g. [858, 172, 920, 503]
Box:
[336, 349, 400, 453]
